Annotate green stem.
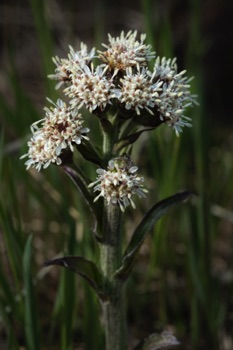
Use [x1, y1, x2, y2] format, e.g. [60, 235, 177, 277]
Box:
[99, 127, 127, 350]
[103, 129, 112, 163]
[100, 204, 127, 350]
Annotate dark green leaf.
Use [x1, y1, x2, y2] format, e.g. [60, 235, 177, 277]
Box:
[62, 166, 93, 209]
[62, 166, 103, 241]
[76, 140, 103, 167]
[115, 191, 192, 280]
[134, 331, 180, 350]
[133, 111, 163, 128]
[99, 116, 113, 133]
[113, 128, 153, 153]
[43, 256, 108, 301]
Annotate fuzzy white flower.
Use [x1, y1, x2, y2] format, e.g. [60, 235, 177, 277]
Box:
[89, 157, 147, 211]
[65, 64, 115, 113]
[152, 57, 198, 136]
[48, 43, 95, 89]
[114, 67, 162, 115]
[21, 99, 89, 171]
[21, 135, 62, 171]
[98, 30, 155, 75]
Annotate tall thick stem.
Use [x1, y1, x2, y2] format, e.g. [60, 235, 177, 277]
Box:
[100, 203, 127, 350]
[100, 129, 127, 350]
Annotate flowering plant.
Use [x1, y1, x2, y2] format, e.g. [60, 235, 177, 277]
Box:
[21, 31, 196, 350]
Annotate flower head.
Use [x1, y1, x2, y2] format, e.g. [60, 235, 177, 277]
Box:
[21, 99, 89, 171]
[114, 67, 162, 115]
[65, 64, 115, 113]
[98, 30, 155, 75]
[152, 57, 197, 135]
[89, 156, 147, 211]
[21, 136, 62, 171]
[48, 43, 95, 89]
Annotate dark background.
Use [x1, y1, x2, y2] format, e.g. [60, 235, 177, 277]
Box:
[1, 1, 233, 349]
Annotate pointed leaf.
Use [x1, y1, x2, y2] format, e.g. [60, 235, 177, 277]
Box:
[76, 140, 103, 167]
[62, 166, 94, 209]
[115, 191, 192, 280]
[43, 256, 108, 301]
[113, 128, 153, 153]
[134, 331, 180, 350]
[62, 166, 103, 241]
[99, 116, 113, 133]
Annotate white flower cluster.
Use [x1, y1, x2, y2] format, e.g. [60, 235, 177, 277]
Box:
[22, 30, 197, 177]
[47, 30, 196, 135]
[89, 157, 147, 211]
[21, 99, 89, 171]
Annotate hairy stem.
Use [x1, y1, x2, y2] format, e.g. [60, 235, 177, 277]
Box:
[100, 203, 127, 350]
[100, 129, 127, 350]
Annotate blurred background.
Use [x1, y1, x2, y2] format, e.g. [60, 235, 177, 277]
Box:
[1, 0, 233, 349]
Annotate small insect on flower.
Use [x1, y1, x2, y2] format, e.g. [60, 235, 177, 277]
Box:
[88, 156, 148, 211]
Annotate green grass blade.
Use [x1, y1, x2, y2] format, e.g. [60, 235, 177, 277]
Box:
[23, 235, 41, 350]
[0, 263, 21, 321]
[83, 284, 104, 350]
[0, 297, 20, 350]
[28, 0, 55, 97]
[0, 204, 23, 290]
[60, 268, 75, 350]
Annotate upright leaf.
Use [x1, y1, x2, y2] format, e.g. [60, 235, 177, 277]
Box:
[115, 191, 192, 280]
